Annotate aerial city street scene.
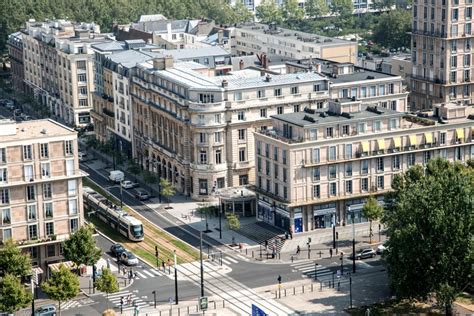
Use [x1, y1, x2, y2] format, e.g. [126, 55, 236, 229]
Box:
[0, 0, 472, 315]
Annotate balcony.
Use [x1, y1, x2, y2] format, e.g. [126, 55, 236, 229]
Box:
[187, 101, 225, 112]
[0, 169, 88, 188]
[256, 129, 304, 144]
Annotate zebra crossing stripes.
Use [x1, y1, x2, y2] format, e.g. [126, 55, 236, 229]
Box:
[220, 256, 238, 265]
[290, 261, 335, 280]
[61, 298, 95, 311]
[106, 290, 150, 311]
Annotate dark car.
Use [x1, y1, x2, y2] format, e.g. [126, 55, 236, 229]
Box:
[134, 189, 150, 201]
[349, 248, 376, 260]
[110, 244, 126, 257]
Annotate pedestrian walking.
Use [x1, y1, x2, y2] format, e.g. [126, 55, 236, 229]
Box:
[122, 267, 127, 276]
[296, 245, 300, 254]
[289, 227, 293, 240]
[264, 240, 268, 250]
[285, 232, 289, 240]
[129, 269, 133, 280]
[134, 271, 138, 279]
[329, 248, 333, 258]
[127, 294, 132, 305]
[120, 296, 124, 306]
[161, 260, 165, 271]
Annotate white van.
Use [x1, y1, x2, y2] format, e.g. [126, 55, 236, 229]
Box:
[109, 170, 125, 183]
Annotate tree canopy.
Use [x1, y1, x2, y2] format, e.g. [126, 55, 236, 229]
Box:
[0, 274, 32, 314]
[362, 195, 384, 244]
[95, 268, 119, 310]
[41, 264, 80, 315]
[63, 223, 102, 269]
[0, 239, 31, 278]
[383, 158, 474, 313]
[372, 9, 411, 49]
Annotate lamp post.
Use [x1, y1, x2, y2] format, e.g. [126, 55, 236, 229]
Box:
[351, 208, 356, 274]
[218, 196, 222, 239]
[200, 231, 205, 297]
[332, 214, 336, 249]
[349, 273, 353, 309]
[152, 290, 157, 309]
[314, 263, 318, 280]
[119, 181, 123, 208]
[174, 250, 178, 305]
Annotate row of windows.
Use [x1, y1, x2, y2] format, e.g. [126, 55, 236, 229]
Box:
[0, 199, 77, 225]
[1, 218, 79, 242]
[257, 142, 288, 164]
[0, 180, 77, 205]
[0, 160, 76, 183]
[338, 84, 396, 99]
[312, 177, 385, 198]
[197, 148, 248, 164]
[0, 140, 74, 164]
[233, 83, 325, 101]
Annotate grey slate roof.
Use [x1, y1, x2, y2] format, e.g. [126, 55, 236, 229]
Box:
[132, 20, 190, 34]
[107, 50, 163, 69]
[164, 47, 230, 60]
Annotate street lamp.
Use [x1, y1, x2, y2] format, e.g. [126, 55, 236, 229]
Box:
[332, 214, 336, 249]
[314, 263, 318, 280]
[199, 231, 205, 297]
[152, 290, 157, 309]
[218, 195, 222, 239]
[350, 207, 356, 274]
[174, 250, 178, 305]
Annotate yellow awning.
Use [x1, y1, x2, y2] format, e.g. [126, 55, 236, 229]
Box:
[377, 139, 385, 151]
[361, 141, 369, 152]
[456, 128, 464, 141]
[393, 137, 401, 148]
[425, 133, 433, 144]
[409, 135, 417, 146]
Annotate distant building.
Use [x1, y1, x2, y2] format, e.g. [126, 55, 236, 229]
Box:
[232, 23, 358, 64]
[7, 32, 25, 93]
[253, 101, 474, 233]
[21, 19, 113, 127]
[410, 0, 474, 110]
[0, 119, 85, 273]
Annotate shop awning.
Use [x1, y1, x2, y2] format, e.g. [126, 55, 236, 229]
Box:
[48, 261, 75, 272]
[425, 133, 433, 144]
[377, 139, 385, 151]
[361, 141, 370, 152]
[393, 137, 401, 148]
[409, 135, 417, 146]
[456, 128, 464, 141]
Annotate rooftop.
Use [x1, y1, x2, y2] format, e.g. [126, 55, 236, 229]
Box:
[91, 39, 159, 53]
[0, 119, 75, 142]
[236, 23, 352, 47]
[107, 50, 162, 69]
[132, 19, 197, 34]
[272, 105, 403, 127]
[164, 46, 230, 60]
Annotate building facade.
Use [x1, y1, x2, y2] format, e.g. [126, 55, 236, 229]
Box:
[0, 119, 85, 271]
[410, 0, 474, 110]
[232, 23, 358, 64]
[253, 100, 474, 233]
[21, 19, 111, 127]
[7, 32, 25, 93]
[132, 57, 329, 199]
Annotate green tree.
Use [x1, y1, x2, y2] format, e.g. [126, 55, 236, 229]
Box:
[362, 195, 384, 244]
[281, 0, 305, 25]
[0, 239, 31, 278]
[63, 224, 101, 273]
[330, 0, 354, 20]
[256, 0, 283, 24]
[41, 264, 80, 315]
[95, 268, 119, 310]
[159, 178, 176, 207]
[229, 0, 254, 24]
[226, 213, 241, 231]
[0, 274, 32, 314]
[383, 158, 473, 315]
[127, 160, 142, 182]
[372, 9, 411, 49]
[305, 0, 329, 18]
[197, 202, 217, 232]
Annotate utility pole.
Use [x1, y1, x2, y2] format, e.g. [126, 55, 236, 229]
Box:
[314, 263, 318, 280]
[120, 182, 123, 208]
[277, 275, 282, 299]
[155, 245, 159, 268]
[152, 290, 157, 309]
[349, 273, 353, 309]
[340, 252, 344, 274]
[351, 210, 356, 274]
[332, 217, 336, 249]
[218, 196, 222, 239]
[174, 250, 178, 305]
[200, 231, 205, 297]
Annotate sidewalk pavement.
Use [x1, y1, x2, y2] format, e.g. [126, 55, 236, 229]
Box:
[82, 145, 387, 263]
[127, 269, 390, 315]
[80, 259, 134, 297]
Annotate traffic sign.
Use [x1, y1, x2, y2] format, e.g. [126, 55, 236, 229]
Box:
[252, 304, 268, 316]
[199, 296, 208, 311]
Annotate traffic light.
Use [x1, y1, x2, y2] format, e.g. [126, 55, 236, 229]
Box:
[277, 275, 282, 284]
[336, 232, 339, 240]
[92, 265, 97, 283]
[307, 237, 312, 244]
[155, 245, 159, 258]
[340, 252, 344, 259]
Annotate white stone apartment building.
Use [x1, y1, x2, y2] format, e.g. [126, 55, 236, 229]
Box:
[0, 119, 85, 273]
[21, 19, 112, 127]
[132, 57, 329, 199]
[253, 100, 474, 233]
[232, 23, 358, 63]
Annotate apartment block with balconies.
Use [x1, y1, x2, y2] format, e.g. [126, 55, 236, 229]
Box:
[131, 56, 330, 199]
[0, 119, 86, 272]
[253, 99, 474, 233]
[410, 0, 474, 110]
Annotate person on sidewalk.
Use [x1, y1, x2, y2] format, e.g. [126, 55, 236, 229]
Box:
[296, 245, 300, 254]
[330, 248, 333, 258]
[161, 260, 165, 271]
[289, 227, 293, 240]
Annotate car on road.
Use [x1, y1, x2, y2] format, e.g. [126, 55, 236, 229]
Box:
[120, 250, 138, 266]
[34, 304, 57, 316]
[20, 113, 32, 120]
[376, 244, 388, 255]
[110, 243, 126, 257]
[349, 248, 376, 260]
[78, 151, 88, 162]
[121, 180, 137, 189]
[134, 189, 150, 201]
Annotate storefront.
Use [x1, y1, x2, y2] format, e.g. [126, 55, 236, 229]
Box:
[219, 187, 256, 217]
[345, 197, 385, 224]
[274, 207, 290, 231]
[313, 203, 336, 229]
[294, 208, 303, 233]
[257, 200, 274, 224]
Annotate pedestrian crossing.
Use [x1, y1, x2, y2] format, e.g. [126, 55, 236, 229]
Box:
[105, 289, 151, 312]
[132, 268, 164, 280]
[62, 298, 95, 311]
[290, 261, 336, 280]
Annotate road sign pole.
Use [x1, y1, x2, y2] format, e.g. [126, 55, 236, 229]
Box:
[174, 250, 178, 305]
[200, 231, 205, 297]
[314, 263, 318, 280]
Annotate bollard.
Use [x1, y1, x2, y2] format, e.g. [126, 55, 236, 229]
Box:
[246, 248, 248, 255]
[252, 251, 254, 258]
[311, 283, 313, 292]
[293, 287, 295, 295]
[187, 307, 189, 314]
[278, 253, 281, 260]
[319, 251, 322, 258]
[284, 289, 287, 297]
[214, 301, 216, 309]
[320, 281, 322, 291]
[223, 300, 225, 308]
[291, 255, 294, 263]
[275, 291, 277, 299]
[178, 308, 180, 316]
[302, 285, 305, 293]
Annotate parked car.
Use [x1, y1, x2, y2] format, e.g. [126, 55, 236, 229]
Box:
[110, 243, 126, 257]
[121, 180, 137, 189]
[20, 113, 32, 120]
[349, 248, 376, 260]
[35, 304, 57, 316]
[109, 170, 125, 183]
[134, 189, 150, 201]
[120, 250, 138, 266]
[78, 151, 88, 162]
[376, 244, 388, 255]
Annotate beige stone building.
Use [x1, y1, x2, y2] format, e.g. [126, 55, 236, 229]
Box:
[410, 0, 474, 110]
[232, 23, 358, 64]
[253, 100, 474, 233]
[21, 19, 112, 127]
[0, 119, 85, 271]
[132, 57, 329, 199]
